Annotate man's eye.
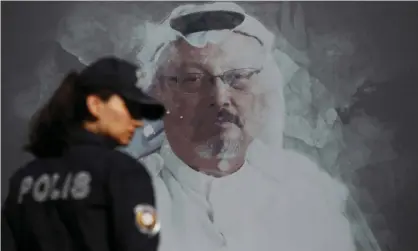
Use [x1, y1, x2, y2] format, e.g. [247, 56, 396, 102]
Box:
[166, 76, 178, 83]
[233, 74, 247, 80]
[182, 74, 203, 84]
[227, 69, 258, 81]
[233, 71, 255, 80]
[226, 70, 259, 89]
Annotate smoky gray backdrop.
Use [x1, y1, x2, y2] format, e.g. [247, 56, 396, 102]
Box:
[2, 2, 418, 251]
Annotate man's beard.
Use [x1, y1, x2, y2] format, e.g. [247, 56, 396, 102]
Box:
[194, 134, 244, 160]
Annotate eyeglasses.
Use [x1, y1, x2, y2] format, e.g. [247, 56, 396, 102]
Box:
[160, 68, 262, 94]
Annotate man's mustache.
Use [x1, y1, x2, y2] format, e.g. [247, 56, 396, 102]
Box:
[189, 108, 244, 129]
[216, 109, 244, 128]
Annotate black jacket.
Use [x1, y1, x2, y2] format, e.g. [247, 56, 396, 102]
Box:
[1, 128, 159, 251]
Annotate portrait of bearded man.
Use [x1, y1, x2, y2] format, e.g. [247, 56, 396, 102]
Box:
[122, 2, 368, 251]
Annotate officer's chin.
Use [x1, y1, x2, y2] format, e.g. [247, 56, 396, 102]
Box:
[118, 137, 132, 146]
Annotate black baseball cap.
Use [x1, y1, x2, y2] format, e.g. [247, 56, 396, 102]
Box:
[77, 56, 165, 121]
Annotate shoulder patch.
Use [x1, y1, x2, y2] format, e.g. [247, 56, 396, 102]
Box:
[134, 204, 160, 236]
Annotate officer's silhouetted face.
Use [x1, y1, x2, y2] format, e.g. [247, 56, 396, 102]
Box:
[85, 94, 144, 145]
[153, 31, 270, 163]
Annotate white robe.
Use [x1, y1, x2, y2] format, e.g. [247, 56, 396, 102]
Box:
[140, 139, 356, 251]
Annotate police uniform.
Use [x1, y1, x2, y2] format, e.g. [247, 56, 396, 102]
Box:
[1, 57, 166, 251]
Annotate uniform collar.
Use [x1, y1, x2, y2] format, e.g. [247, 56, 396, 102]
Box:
[67, 127, 120, 149]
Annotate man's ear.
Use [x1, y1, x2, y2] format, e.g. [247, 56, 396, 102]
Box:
[86, 94, 104, 119]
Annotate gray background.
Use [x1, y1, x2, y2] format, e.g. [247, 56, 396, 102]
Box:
[2, 2, 418, 251]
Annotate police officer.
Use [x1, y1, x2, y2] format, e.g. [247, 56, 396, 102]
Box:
[1, 57, 165, 251]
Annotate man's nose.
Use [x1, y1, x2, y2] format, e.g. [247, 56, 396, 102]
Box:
[212, 77, 231, 107]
